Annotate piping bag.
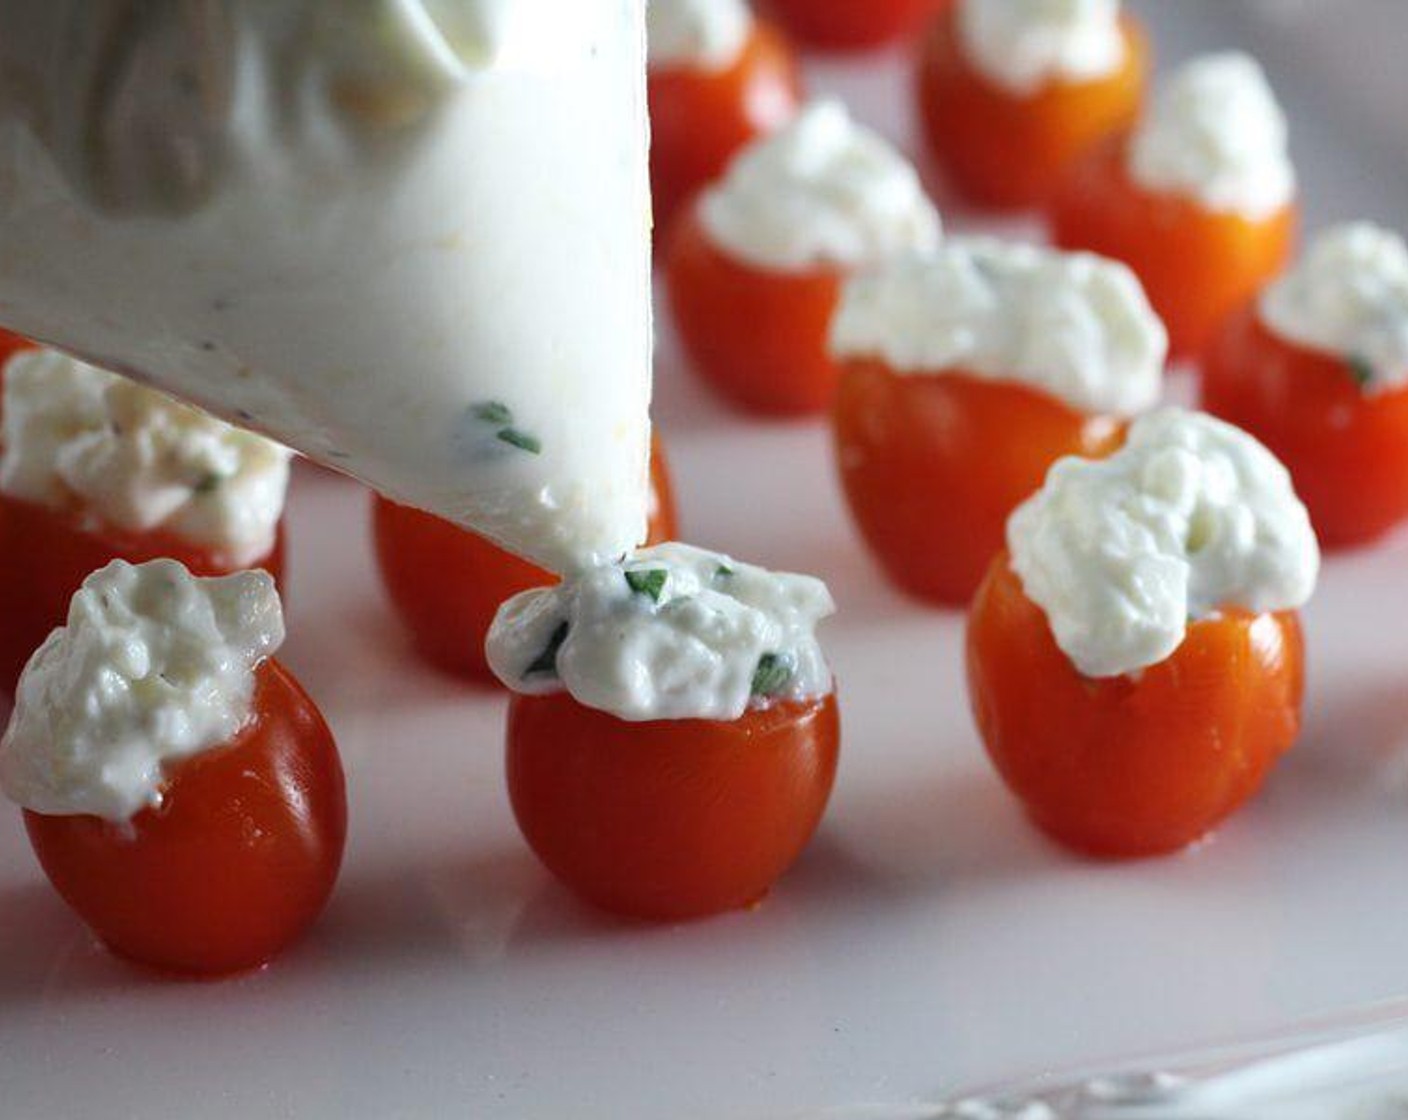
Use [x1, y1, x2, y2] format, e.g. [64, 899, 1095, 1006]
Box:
[0, 0, 653, 575]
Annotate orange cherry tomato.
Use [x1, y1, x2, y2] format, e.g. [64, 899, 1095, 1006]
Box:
[0, 494, 287, 696]
[1203, 304, 1408, 549]
[506, 691, 840, 920]
[649, 20, 802, 238]
[1052, 138, 1297, 359]
[766, 0, 944, 51]
[373, 438, 678, 681]
[832, 361, 1125, 605]
[917, 7, 1147, 210]
[966, 553, 1305, 857]
[666, 205, 842, 415]
[25, 659, 346, 976]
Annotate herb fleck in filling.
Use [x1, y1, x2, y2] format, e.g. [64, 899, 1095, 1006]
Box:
[471, 400, 542, 455]
[751, 652, 795, 698]
[624, 568, 668, 602]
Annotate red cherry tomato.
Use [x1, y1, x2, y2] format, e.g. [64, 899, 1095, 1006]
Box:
[966, 553, 1305, 857]
[1052, 138, 1297, 359]
[917, 6, 1147, 210]
[649, 20, 802, 238]
[0, 327, 32, 367]
[766, 0, 944, 51]
[666, 205, 842, 415]
[25, 659, 346, 976]
[1203, 304, 1408, 549]
[506, 691, 840, 920]
[0, 494, 287, 696]
[832, 361, 1125, 605]
[373, 438, 678, 681]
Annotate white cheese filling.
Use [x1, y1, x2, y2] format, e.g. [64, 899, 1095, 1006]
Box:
[0, 349, 290, 567]
[956, 0, 1125, 96]
[648, 0, 752, 72]
[829, 239, 1167, 416]
[0, 559, 286, 823]
[487, 542, 835, 723]
[1007, 409, 1319, 678]
[699, 100, 942, 273]
[1259, 222, 1408, 394]
[1128, 51, 1295, 219]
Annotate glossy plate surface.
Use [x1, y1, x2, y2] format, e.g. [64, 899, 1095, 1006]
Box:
[3, 3, 1408, 1116]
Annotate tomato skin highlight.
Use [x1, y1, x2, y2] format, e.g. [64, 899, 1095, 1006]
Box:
[1203, 305, 1408, 550]
[649, 20, 802, 239]
[917, 8, 1147, 210]
[1051, 138, 1297, 360]
[373, 440, 677, 681]
[24, 660, 346, 976]
[966, 554, 1304, 858]
[0, 493, 286, 697]
[832, 361, 1125, 606]
[506, 691, 840, 921]
[767, 0, 943, 52]
[666, 206, 843, 416]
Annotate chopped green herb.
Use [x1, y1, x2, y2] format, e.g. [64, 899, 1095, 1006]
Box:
[497, 427, 542, 455]
[472, 400, 514, 426]
[625, 568, 668, 602]
[1347, 354, 1376, 390]
[524, 621, 568, 679]
[193, 472, 226, 495]
[751, 652, 794, 698]
[715, 564, 735, 580]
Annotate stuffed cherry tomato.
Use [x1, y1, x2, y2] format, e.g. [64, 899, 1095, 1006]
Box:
[374, 437, 677, 681]
[0, 349, 290, 694]
[918, 0, 1147, 210]
[1051, 53, 1297, 359]
[0, 327, 31, 367]
[1202, 223, 1408, 549]
[766, 0, 943, 52]
[648, 0, 802, 237]
[1, 561, 346, 976]
[966, 410, 1317, 857]
[666, 100, 941, 416]
[487, 543, 839, 920]
[829, 242, 1165, 605]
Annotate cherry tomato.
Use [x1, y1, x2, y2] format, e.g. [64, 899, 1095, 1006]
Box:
[506, 691, 840, 920]
[25, 659, 346, 976]
[0, 327, 32, 367]
[917, 7, 1147, 210]
[666, 205, 842, 415]
[1052, 138, 1297, 359]
[1203, 304, 1408, 549]
[832, 361, 1124, 605]
[966, 553, 1304, 857]
[373, 438, 678, 681]
[766, 0, 944, 52]
[650, 20, 802, 239]
[0, 494, 286, 696]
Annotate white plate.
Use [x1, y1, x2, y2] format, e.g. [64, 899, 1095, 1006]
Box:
[3, 3, 1408, 1117]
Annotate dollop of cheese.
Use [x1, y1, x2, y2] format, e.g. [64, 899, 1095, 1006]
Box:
[0, 559, 285, 822]
[0, 349, 290, 566]
[1007, 409, 1319, 678]
[830, 239, 1167, 416]
[956, 0, 1125, 96]
[1260, 221, 1408, 394]
[699, 100, 942, 272]
[486, 542, 835, 722]
[1128, 52, 1295, 219]
[648, 0, 752, 71]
